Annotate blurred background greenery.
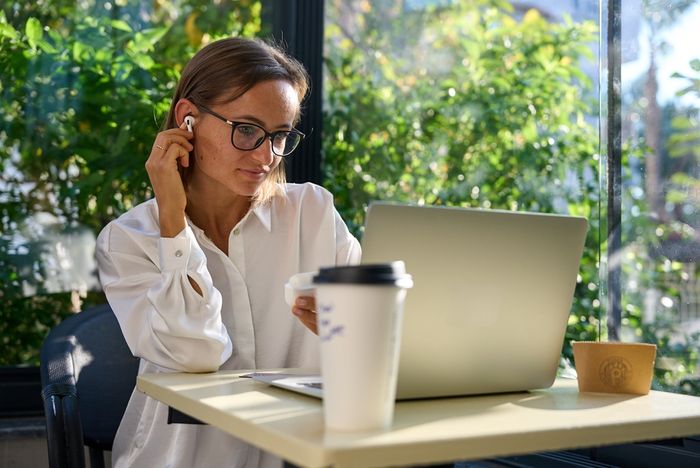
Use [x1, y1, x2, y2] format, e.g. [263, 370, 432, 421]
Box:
[0, 0, 697, 395]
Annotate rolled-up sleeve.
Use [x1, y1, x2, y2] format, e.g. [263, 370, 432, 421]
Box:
[96, 223, 232, 372]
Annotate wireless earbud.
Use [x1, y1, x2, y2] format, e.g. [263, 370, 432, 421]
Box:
[184, 116, 194, 132]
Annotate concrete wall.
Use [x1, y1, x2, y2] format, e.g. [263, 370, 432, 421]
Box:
[0, 418, 48, 468]
[0, 418, 111, 468]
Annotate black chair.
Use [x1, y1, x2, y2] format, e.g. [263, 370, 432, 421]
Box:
[40, 303, 139, 468]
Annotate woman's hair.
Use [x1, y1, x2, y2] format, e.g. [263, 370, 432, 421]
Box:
[164, 37, 310, 204]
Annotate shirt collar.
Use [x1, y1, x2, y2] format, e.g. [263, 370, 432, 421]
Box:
[185, 199, 273, 235]
[251, 201, 272, 232]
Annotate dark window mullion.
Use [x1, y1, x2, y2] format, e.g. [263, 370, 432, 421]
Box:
[606, 0, 622, 340]
[263, 0, 325, 184]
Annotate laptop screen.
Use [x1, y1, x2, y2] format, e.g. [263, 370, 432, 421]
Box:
[361, 203, 587, 398]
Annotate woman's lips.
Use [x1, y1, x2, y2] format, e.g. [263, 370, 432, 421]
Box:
[238, 167, 269, 180]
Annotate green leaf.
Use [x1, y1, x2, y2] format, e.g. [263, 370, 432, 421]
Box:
[127, 27, 167, 53]
[25, 17, 42, 49]
[131, 53, 155, 70]
[0, 21, 19, 41]
[110, 19, 132, 32]
[37, 39, 58, 54]
[73, 41, 89, 61]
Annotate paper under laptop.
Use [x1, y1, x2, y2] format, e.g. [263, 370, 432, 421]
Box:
[242, 371, 323, 398]
[256, 202, 587, 400]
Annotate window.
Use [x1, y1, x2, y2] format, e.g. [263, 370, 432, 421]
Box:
[0, 0, 263, 368]
[323, 0, 602, 372]
[1, 0, 697, 399]
[617, 0, 700, 394]
[323, 0, 699, 394]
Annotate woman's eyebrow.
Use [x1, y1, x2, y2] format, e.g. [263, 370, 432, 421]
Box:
[232, 114, 292, 130]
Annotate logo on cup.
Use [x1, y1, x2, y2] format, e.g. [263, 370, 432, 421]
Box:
[599, 356, 632, 388]
[318, 303, 345, 342]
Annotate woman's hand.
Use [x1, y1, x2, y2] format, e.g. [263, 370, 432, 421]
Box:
[292, 296, 317, 335]
[145, 122, 194, 237]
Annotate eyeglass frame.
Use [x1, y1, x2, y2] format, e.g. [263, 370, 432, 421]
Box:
[192, 104, 305, 157]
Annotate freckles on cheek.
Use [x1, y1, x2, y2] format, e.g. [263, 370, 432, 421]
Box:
[197, 127, 228, 158]
[197, 138, 228, 165]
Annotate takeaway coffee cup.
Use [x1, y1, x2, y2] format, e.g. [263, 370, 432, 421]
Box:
[572, 341, 657, 395]
[284, 271, 317, 307]
[314, 262, 413, 431]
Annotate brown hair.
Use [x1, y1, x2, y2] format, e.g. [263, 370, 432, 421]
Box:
[164, 37, 310, 204]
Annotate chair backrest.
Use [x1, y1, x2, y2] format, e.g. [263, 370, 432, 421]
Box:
[40, 303, 139, 468]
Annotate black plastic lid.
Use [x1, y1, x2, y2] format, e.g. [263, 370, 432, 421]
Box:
[313, 261, 413, 288]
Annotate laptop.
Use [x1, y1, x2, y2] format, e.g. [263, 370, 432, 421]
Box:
[250, 202, 587, 399]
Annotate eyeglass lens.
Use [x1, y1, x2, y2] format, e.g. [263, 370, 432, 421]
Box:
[232, 124, 301, 156]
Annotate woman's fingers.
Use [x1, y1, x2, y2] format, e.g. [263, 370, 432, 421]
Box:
[145, 124, 195, 235]
[296, 296, 316, 309]
[146, 125, 194, 170]
[146, 141, 190, 173]
[164, 143, 191, 168]
[292, 296, 318, 335]
[152, 134, 193, 158]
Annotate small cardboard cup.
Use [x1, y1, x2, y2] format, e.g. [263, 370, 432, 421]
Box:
[572, 341, 657, 395]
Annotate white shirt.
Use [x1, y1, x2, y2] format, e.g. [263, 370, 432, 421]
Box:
[96, 183, 361, 468]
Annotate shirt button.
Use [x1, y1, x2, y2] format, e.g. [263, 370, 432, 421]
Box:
[175, 250, 183, 258]
[233, 228, 240, 235]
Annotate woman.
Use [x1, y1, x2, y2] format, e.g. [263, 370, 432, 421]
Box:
[96, 37, 361, 467]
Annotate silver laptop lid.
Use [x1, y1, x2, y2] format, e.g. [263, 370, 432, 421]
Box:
[361, 203, 587, 399]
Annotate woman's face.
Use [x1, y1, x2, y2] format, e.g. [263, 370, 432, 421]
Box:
[189, 79, 300, 198]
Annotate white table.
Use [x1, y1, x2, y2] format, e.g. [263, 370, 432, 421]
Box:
[137, 369, 700, 467]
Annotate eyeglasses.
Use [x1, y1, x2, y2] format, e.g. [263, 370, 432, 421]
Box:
[195, 105, 305, 157]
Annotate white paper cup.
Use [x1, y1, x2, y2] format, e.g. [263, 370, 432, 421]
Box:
[284, 271, 317, 307]
[314, 262, 413, 431]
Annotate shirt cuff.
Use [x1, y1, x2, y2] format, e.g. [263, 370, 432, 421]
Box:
[158, 227, 192, 271]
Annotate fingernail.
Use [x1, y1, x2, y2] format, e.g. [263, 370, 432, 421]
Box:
[296, 298, 307, 307]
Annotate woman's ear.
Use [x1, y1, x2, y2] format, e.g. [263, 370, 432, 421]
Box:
[174, 98, 199, 128]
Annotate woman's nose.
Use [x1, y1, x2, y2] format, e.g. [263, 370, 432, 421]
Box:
[249, 138, 275, 166]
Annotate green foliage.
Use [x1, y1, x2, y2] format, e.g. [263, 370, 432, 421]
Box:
[668, 65, 700, 229]
[323, 1, 601, 361]
[0, 291, 106, 365]
[0, 1, 261, 233]
[617, 58, 700, 393]
[0, 0, 261, 365]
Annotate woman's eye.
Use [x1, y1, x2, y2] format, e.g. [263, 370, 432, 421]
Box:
[237, 125, 258, 137]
